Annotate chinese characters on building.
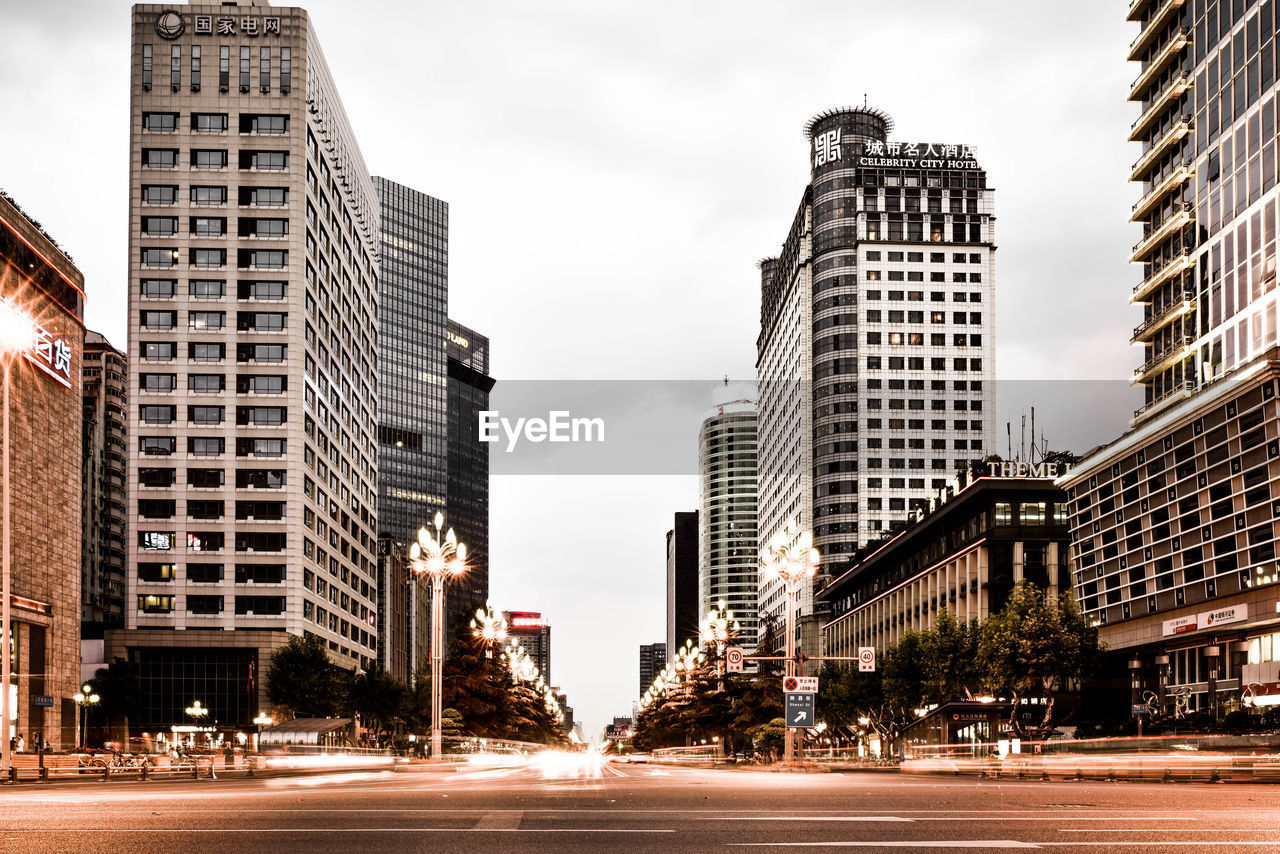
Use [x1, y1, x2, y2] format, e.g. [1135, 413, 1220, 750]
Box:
[193, 15, 282, 36]
[0, 296, 72, 388]
[812, 128, 842, 167]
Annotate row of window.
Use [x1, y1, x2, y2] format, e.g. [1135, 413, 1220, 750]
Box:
[137, 562, 285, 583]
[139, 500, 286, 521]
[139, 531, 287, 552]
[137, 594, 285, 616]
[141, 342, 285, 363]
[864, 311, 984, 324]
[140, 41, 292, 96]
[141, 185, 287, 206]
[140, 249, 287, 270]
[141, 218, 287, 238]
[139, 309, 286, 331]
[142, 148, 287, 171]
[866, 271, 983, 283]
[138, 405, 287, 426]
[867, 250, 983, 264]
[138, 468, 285, 489]
[140, 437, 284, 457]
[865, 290, 984, 303]
[142, 279, 285, 300]
[140, 374, 286, 394]
[860, 356, 985, 371]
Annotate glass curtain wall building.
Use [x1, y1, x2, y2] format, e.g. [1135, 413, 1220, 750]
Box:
[446, 320, 493, 637]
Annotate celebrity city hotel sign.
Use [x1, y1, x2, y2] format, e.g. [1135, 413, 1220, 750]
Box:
[812, 128, 979, 170]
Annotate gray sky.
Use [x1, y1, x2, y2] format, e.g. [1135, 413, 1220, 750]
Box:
[1, 1, 1141, 737]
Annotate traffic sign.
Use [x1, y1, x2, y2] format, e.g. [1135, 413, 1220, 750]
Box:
[858, 646, 876, 672]
[785, 692, 815, 728]
[783, 676, 818, 693]
[725, 646, 744, 673]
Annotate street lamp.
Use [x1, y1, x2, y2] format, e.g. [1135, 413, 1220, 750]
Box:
[72, 684, 100, 750]
[761, 527, 820, 764]
[700, 602, 738, 688]
[0, 300, 33, 778]
[470, 604, 507, 659]
[409, 512, 467, 760]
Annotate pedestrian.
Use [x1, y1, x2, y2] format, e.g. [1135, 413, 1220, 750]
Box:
[15, 733, 25, 753]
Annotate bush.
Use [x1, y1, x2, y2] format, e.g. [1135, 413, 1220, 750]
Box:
[1222, 710, 1254, 733]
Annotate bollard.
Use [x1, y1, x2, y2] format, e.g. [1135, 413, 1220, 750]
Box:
[7, 766, 15, 783]
[39, 766, 48, 782]
[246, 757, 255, 777]
[191, 761, 199, 780]
[140, 764, 148, 782]
[101, 764, 110, 782]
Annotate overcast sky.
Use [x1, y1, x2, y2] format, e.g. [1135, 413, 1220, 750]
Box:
[2, 1, 1141, 737]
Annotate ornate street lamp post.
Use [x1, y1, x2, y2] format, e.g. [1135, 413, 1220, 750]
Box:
[700, 601, 738, 689]
[761, 528, 820, 764]
[409, 512, 467, 760]
[470, 604, 507, 659]
[72, 684, 100, 750]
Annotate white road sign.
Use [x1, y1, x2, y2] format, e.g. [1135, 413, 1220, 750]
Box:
[725, 647, 744, 673]
[858, 647, 876, 672]
[783, 676, 819, 693]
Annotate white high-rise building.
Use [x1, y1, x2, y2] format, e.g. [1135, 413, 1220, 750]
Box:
[119, 3, 380, 732]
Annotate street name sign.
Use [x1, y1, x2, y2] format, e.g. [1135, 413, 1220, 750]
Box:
[785, 692, 816, 728]
[726, 647, 744, 673]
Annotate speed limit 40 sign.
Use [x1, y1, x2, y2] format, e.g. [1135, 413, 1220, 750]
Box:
[858, 646, 876, 672]
[725, 646, 744, 673]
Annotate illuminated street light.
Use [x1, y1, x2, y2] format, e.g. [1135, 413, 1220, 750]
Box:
[185, 700, 209, 721]
[761, 527, 820, 764]
[0, 300, 33, 777]
[700, 602, 738, 688]
[470, 604, 507, 659]
[409, 511, 467, 760]
[72, 684, 100, 750]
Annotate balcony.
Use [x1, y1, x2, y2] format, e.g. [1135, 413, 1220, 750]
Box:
[1131, 203, 1193, 263]
[1132, 379, 1195, 422]
[1128, 0, 1155, 21]
[1131, 159, 1193, 221]
[1131, 116, 1192, 181]
[1128, 0, 1189, 61]
[1130, 71, 1193, 142]
[1132, 285, 1195, 342]
[1130, 27, 1192, 101]
[1132, 246, 1194, 302]
[1133, 334, 1196, 383]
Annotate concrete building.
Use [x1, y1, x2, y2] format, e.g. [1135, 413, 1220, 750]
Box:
[82, 331, 128, 638]
[117, 4, 380, 740]
[0, 190, 88, 750]
[665, 510, 699, 661]
[757, 105, 996, 659]
[698, 387, 759, 647]
[820, 469, 1069, 659]
[638, 642, 666, 698]
[1061, 0, 1280, 717]
[505, 610, 551, 685]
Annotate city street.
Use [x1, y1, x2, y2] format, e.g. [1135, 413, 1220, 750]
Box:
[1, 757, 1279, 852]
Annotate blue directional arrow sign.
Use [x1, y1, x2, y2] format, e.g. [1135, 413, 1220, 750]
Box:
[785, 692, 815, 728]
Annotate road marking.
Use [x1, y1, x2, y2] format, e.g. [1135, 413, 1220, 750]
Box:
[1039, 844, 1280, 847]
[473, 811, 522, 830]
[0, 828, 676, 834]
[731, 842, 1041, 849]
[702, 817, 915, 822]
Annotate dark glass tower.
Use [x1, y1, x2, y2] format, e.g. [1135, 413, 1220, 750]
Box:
[446, 319, 493, 634]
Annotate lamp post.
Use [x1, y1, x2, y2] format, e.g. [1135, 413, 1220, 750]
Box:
[761, 528, 820, 764]
[0, 301, 33, 778]
[409, 512, 467, 760]
[700, 601, 738, 689]
[72, 684, 100, 750]
[470, 604, 507, 659]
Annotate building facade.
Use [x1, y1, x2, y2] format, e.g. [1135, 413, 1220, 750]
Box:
[82, 331, 128, 637]
[638, 642, 666, 698]
[698, 391, 759, 647]
[445, 319, 492, 637]
[0, 190, 87, 750]
[118, 4, 380, 736]
[757, 106, 997, 659]
[505, 610, 551, 684]
[820, 472, 1069, 659]
[1060, 0, 1280, 718]
[665, 510, 699, 661]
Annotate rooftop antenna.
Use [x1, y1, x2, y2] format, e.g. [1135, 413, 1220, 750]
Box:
[1006, 422, 1013, 460]
[863, 93, 868, 107]
[1021, 415, 1027, 462]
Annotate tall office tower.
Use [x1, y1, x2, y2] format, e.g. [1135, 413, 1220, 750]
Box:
[637, 642, 666, 698]
[1062, 1, 1280, 716]
[82, 331, 129, 638]
[120, 5, 380, 737]
[698, 388, 759, 648]
[665, 510, 699, 660]
[445, 320, 493, 634]
[504, 610, 551, 684]
[757, 106, 996, 657]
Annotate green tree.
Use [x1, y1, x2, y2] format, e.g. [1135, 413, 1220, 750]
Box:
[881, 630, 928, 716]
[348, 668, 409, 738]
[89, 658, 141, 745]
[920, 608, 981, 703]
[266, 634, 343, 718]
[977, 582, 1103, 735]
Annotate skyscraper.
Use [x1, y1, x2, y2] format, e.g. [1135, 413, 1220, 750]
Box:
[505, 610, 551, 684]
[1062, 1, 1280, 716]
[666, 510, 699, 661]
[119, 4, 380, 733]
[638, 642, 666, 698]
[82, 330, 128, 638]
[757, 106, 996, 658]
[446, 319, 493, 635]
[698, 388, 759, 647]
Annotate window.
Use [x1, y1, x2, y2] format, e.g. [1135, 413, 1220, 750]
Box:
[138, 467, 175, 487]
[240, 114, 289, 134]
[1020, 502, 1046, 525]
[259, 46, 271, 92]
[141, 185, 178, 205]
[239, 249, 287, 269]
[169, 44, 180, 90]
[188, 563, 224, 583]
[188, 437, 225, 457]
[236, 532, 286, 552]
[192, 149, 228, 169]
[139, 531, 175, 551]
[138, 563, 175, 582]
[138, 595, 174, 614]
[140, 373, 176, 393]
[219, 46, 229, 91]
[141, 249, 178, 269]
[188, 310, 225, 331]
[239, 218, 288, 238]
[187, 500, 224, 520]
[239, 45, 250, 90]
[142, 148, 178, 168]
[141, 43, 152, 90]
[995, 502, 1013, 526]
[237, 437, 285, 457]
[187, 468, 224, 488]
[188, 374, 225, 393]
[240, 187, 287, 207]
[138, 498, 175, 519]
[188, 342, 225, 363]
[187, 595, 223, 615]
[234, 596, 286, 616]
[140, 310, 177, 330]
[237, 469, 286, 489]
[142, 217, 178, 237]
[142, 341, 176, 361]
[238, 406, 286, 426]
[142, 112, 178, 132]
[191, 185, 227, 205]
[190, 249, 226, 269]
[280, 47, 291, 92]
[192, 112, 227, 133]
[139, 436, 176, 456]
[236, 563, 286, 583]
[238, 375, 286, 395]
[190, 45, 200, 90]
[238, 311, 287, 331]
[189, 279, 225, 299]
[187, 531, 225, 552]
[140, 278, 176, 298]
[188, 405, 224, 425]
[240, 150, 288, 171]
[239, 281, 286, 300]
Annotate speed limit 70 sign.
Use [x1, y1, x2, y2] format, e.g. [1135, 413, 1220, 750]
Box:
[858, 646, 876, 672]
[725, 646, 744, 673]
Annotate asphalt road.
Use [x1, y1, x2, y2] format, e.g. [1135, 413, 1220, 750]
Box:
[2, 754, 1279, 852]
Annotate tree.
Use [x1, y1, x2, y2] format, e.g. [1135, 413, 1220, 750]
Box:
[89, 658, 140, 745]
[977, 582, 1103, 735]
[348, 668, 409, 738]
[920, 608, 980, 703]
[266, 634, 343, 718]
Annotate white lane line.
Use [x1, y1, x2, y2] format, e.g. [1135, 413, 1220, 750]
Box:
[941, 817, 1199, 822]
[1058, 829, 1273, 833]
[700, 817, 913, 822]
[0, 828, 676, 834]
[1040, 843, 1280, 847]
[730, 842, 1041, 849]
